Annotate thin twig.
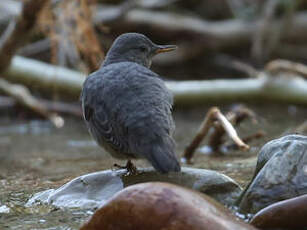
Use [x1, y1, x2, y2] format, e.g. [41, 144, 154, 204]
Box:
[18, 38, 51, 56]
[225, 130, 266, 150]
[215, 111, 250, 151]
[214, 54, 259, 78]
[241, 131, 266, 144]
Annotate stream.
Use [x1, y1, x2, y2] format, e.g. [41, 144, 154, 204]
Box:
[0, 104, 306, 229]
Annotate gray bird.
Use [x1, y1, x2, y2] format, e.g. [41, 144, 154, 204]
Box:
[81, 33, 180, 173]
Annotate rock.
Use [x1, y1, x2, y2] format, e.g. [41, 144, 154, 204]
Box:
[239, 134, 307, 214]
[80, 182, 256, 230]
[27, 170, 124, 209]
[255, 135, 307, 176]
[250, 194, 307, 229]
[27, 167, 241, 209]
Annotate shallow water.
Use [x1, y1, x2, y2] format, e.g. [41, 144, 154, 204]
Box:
[0, 104, 306, 229]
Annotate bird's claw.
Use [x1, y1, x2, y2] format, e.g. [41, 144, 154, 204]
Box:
[113, 160, 138, 176]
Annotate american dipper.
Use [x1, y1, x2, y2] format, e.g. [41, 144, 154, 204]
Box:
[81, 33, 181, 173]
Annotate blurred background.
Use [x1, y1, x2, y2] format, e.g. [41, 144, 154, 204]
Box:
[0, 0, 306, 228]
[2, 0, 307, 80]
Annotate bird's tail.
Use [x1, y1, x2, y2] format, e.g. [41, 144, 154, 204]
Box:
[139, 136, 181, 173]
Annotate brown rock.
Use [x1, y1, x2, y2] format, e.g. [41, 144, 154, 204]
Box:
[80, 182, 256, 230]
[250, 194, 307, 229]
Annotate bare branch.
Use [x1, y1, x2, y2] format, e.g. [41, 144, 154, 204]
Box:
[0, 78, 64, 128]
[182, 107, 250, 164]
[265, 59, 307, 79]
[0, 0, 49, 72]
[93, 7, 307, 52]
[3, 56, 307, 105]
[215, 111, 249, 151]
[0, 95, 82, 117]
[181, 107, 218, 164]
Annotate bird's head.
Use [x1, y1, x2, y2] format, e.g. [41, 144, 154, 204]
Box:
[103, 33, 177, 68]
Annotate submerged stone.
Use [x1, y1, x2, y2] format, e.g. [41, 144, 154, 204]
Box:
[80, 182, 256, 230]
[27, 167, 241, 209]
[239, 134, 307, 214]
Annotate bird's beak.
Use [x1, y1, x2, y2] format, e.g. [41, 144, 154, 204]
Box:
[154, 45, 177, 54]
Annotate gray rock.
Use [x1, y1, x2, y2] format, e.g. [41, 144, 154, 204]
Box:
[239, 134, 307, 214]
[255, 135, 307, 176]
[27, 167, 241, 209]
[27, 170, 124, 209]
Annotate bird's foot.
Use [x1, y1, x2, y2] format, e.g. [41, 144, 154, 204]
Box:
[113, 160, 138, 176]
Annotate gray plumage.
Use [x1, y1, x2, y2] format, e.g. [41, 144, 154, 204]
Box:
[81, 33, 180, 173]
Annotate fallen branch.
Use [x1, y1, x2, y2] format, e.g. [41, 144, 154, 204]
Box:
[0, 78, 64, 127]
[226, 131, 266, 151]
[94, 6, 255, 50]
[0, 0, 65, 127]
[265, 59, 307, 79]
[208, 105, 256, 151]
[0, 0, 49, 72]
[0, 0, 21, 25]
[213, 54, 259, 78]
[215, 111, 249, 150]
[3, 1, 307, 55]
[4, 56, 85, 97]
[181, 107, 250, 164]
[2, 2, 307, 65]
[181, 107, 217, 163]
[18, 38, 50, 56]
[94, 6, 307, 51]
[0, 95, 82, 117]
[3, 56, 307, 105]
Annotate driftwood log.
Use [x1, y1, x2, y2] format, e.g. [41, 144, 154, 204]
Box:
[3, 56, 307, 106]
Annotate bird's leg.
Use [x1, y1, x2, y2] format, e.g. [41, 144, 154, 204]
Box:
[113, 160, 138, 175]
[125, 160, 138, 175]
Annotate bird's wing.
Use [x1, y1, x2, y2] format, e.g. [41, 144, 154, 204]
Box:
[113, 64, 179, 172]
[81, 71, 129, 154]
[81, 62, 177, 168]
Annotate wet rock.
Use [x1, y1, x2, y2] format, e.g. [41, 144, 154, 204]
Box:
[239, 134, 307, 214]
[80, 182, 256, 230]
[27, 167, 241, 209]
[250, 194, 307, 229]
[27, 170, 124, 209]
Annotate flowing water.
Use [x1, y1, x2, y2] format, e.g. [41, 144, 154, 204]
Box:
[0, 104, 306, 229]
